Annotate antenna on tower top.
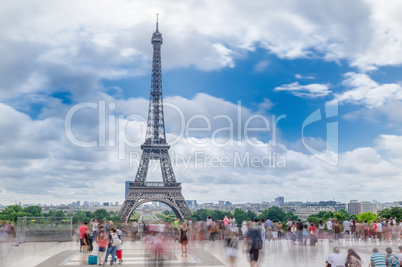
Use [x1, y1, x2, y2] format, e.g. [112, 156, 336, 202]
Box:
[156, 13, 159, 31]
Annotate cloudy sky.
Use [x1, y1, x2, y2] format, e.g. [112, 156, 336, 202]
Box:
[1, 0, 402, 206]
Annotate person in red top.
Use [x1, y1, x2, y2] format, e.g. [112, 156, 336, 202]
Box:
[79, 222, 89, 252]
[309, 223, 317, 246]
[223, 216, 229, 228]
[370, 221, 377, 240]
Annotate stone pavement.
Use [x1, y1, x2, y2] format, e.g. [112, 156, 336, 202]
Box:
[1, 238, 401, 267]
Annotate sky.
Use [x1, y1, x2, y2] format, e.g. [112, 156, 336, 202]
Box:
[1, 0, 402, 206]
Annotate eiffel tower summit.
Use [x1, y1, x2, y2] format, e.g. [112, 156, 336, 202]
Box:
[118, 16, 191, 222]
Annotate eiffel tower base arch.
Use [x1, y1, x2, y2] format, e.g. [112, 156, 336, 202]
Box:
[118, 183, 191, 223]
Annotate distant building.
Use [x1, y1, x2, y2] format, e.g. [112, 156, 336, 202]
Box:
[394, 201, 402, 208]
[275, 196, 285, 206]
[186, 200, 198, 207]
[348, 200, 377, 215]
[218, 201, 224, 206]
[103, 202, 109, 206]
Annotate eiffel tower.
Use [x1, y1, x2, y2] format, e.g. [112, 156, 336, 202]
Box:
[118, 16, 191, 222]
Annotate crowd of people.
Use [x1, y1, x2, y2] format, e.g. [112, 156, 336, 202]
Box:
[0, 220, 16, 241]
[78, 219, 124, 265]
[73, 215, 402, 266]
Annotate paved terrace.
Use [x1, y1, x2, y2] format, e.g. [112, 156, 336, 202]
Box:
[1, 238, 401, 267]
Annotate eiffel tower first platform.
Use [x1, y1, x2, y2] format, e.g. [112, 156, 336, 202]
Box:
[118, 17, 191, 222]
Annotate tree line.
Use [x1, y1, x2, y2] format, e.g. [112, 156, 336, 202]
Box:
[0, 205, 138, 224]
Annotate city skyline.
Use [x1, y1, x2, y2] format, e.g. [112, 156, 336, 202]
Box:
[1, 1, 402, 205]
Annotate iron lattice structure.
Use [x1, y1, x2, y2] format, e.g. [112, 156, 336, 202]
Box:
[119, 19, 191, 222]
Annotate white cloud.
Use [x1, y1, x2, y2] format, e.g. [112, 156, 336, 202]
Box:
[274, 82, 331, 98]
[376, 135, 402, 157]
[1, 94, 402, 205]
[1, 0, 402, 101]
[337, 72, 402, 108]
[254, 60, 269, 72]
[295, 74, 315, 79]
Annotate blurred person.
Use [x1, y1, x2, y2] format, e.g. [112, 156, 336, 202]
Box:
[4, 221, 9, 238]
[309, 223, 317, 246]
[209, 220, 217, 241]
[259, 219, 266, 243]
[326, 247, 345, 267]
[345, 248, 362, 267]
[305, 220, 311, 231]
[226, 230, 239, 267]
[363, 220, 369, 242]
[90, 218, 99, 240]
[265, 218, 273, 241]
[384, 220, 391, 242]
[180, 221, 188, 257]
[286, 219, 292, 239]
[243, 221, 262, 267]
[79, 222, 89, 252]
[318, 220, 325, 240]
[223, 216, 229, 228]
[272, 220, 278, 241]
[370, 248, 387, 267]
[8, 222, 15, 240]
[370, 220, 377, 241]
[105, 221, 109, 232]
[302, 224, 308, 245]
[397, 246, 402, 266]
[132, 220, 138, 242]
[376, 220, 383, 241]
[81, 228, 91, 265]
[385, 247, 399, 267]
[0, 220, 3, 239]
[207, 216, 212, 226]
[399, 220, 402, 240]
[327, 218, 334, 241]
[219, 220, 225, 241]
[172, 218, 179, 242]
[343, 218, 351, 241]
[296, 219, 303, 245]
[291, 221, 297, 244]
[242, 221, 248, 236]
[104, 227, 121, 265]
[188, 218, 193, 240]
[229, 216, 237, 232]
[97, 225, 108, 265]
[334, 219, 341, 246]
[116, 228, 124, 265]
[277, 221, 283, 239]
[391, 221, 398, 241]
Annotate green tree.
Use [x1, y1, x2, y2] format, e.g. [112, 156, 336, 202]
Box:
[23, 206, 42, 217]
[2, 205, 23, 213]
[260, 206, 287, 222]
[339, 209, 350, 218]
[191, 209, 210, 221]
[334, 212, 345, 222]
[378, 207, 402, 220]
[284, 212, 298, 221]
[92, 209, 110, 221]
[246, 210, 257, 221]
[234, 209, 248, 225]
[323, 211, 334, 221]
[350, 214, 358, 220]
[358, 212, 377, 223]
